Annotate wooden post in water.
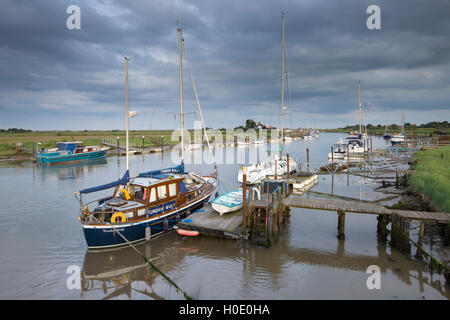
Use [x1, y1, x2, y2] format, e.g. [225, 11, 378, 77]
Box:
[306, 147, 310, 172]
[377, 214, 389, 242]
[287, 153, 290, 179]
[275, 159, 277, 180]
[416, 221, 425, 259]
[117, 136, 120, 156]
[243, 172, 247, 237]
[337, 210, 345, 240]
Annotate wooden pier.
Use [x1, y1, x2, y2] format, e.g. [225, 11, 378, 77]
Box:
[176, 205, 245, 239]
[282, 195, 450, 223]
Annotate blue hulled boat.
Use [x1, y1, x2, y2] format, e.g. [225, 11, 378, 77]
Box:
[36, 142, 108, 165]
[75, 163, 218, 249]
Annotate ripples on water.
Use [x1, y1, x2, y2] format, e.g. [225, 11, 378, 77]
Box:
[0, 133, 448, 299]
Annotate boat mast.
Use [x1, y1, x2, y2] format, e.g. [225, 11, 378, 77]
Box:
[178, 27, 184, 161]
[358, 81, 362, 135]
[281, 12, 286, 148]
[125, 56, 130, 172]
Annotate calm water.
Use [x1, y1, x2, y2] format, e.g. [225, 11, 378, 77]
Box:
[0, 133, 448, 299]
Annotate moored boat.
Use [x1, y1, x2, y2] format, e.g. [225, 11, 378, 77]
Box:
[36, 142, 108, 165]
[75, 163, 217, 249]
[212, 190, 248, 215]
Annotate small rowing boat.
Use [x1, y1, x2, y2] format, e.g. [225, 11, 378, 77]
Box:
[212, 190, 248, 215]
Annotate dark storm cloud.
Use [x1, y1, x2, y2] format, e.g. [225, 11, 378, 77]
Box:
[0, 0, 449, 130]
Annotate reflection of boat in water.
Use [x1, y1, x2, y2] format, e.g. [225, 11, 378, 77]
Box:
[80, 240, 184, 299]
[38, 158, 107, 180]
[36, 141, 108, 165]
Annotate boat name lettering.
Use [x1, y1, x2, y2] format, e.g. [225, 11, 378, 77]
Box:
[147, 201, 176, 216]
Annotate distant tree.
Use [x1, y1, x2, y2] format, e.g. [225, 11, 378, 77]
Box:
[245, 119, 256, 129]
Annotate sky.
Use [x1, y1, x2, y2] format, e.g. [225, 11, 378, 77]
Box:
[0, 0, 449, 130]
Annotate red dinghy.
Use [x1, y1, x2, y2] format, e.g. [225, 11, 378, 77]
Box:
[176, 229, 200, 237]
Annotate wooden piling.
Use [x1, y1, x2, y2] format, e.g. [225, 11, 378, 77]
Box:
[337, 210, 345, 240]
[306, 148, 310, 172]
[287, 153, 290, 179]
[376, 214, 389, 242]
[243, 173, 247, 237]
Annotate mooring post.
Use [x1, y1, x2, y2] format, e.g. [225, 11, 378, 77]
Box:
[117, 136, 120, 156]
[243, 172, 247, 237]
[275, 159, 277, 180]
[337, 210, 345, 240]
[287, 153, 290, 179]
[416, 221, 425, 259]
[377, 214, 389, 242]
[331, 146, 334, 163]
[347, 144, 350, 163]
[307, 147, 310, 172]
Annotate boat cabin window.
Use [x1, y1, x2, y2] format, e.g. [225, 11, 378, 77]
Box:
[149, 187, 156, 203]
[169, 183, 177, 197]
[157, 185, 167, 200]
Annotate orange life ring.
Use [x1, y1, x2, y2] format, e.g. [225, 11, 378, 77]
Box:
[111, 211, 126, 224]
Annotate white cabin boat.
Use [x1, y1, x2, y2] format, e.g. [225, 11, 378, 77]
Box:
[237, 155, 298, 184]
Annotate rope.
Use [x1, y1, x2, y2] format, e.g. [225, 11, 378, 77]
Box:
[86, 214, 192, 300]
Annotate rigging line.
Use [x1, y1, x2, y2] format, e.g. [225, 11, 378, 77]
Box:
[151, 29, 179, 127]
[85, 213, 193, 300]
[182, 39, 216, 167]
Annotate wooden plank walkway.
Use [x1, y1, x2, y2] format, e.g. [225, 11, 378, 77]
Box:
[283, 195, 450, 223]
[176, 205, 245, 239]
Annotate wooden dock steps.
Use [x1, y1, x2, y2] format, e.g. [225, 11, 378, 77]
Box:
[176, 205, 245, 239]
[283, 195, 450, 223]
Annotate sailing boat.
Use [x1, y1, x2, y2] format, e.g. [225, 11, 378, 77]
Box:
[74, 28, 218, 249]
[391, 112, 406, 145]
[328, 81, 366, 160]
[237, 13, 298, 184]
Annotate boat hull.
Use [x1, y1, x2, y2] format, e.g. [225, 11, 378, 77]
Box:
[82, 185, 216, 249]
[37, 149, 108, 165]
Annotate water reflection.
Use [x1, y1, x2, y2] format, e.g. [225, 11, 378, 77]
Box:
[35, 158, 107, 181]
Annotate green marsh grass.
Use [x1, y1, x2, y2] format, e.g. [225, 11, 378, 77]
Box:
[409, 146, 450, 212]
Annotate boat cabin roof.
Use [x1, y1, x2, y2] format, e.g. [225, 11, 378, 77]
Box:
[131, 174, 184, 188]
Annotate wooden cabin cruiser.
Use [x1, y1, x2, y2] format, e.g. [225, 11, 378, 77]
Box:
[75, 164, 218, 249]
[36, 141, 108, 165]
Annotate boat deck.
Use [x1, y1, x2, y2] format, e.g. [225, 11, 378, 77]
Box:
[176, 204, 245, 239]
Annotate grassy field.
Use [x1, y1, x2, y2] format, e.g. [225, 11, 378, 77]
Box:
[409, 146, 450, 213]
[0, 130, 178, 156]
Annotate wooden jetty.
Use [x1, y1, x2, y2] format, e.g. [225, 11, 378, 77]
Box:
[176, 205, 245, 239]
[282, 195, 450, 223]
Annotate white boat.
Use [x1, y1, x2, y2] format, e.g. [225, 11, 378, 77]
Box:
[237, 155, 298, 184]
[284, 136, 293, 143]
[237, 141, 251, 146]
[212, 190, 248, 215]
[303, 135, 312, 140]
[390, 134, 405, 145]
[253, 139, 265, 144]
[185, 143, 202, 150]
[328, 138, 365, 160]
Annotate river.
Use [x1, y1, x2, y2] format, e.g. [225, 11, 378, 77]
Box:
[0, 133, 448, 299]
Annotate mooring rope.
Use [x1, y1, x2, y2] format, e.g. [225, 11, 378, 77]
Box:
[86, 214, 193, 300]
